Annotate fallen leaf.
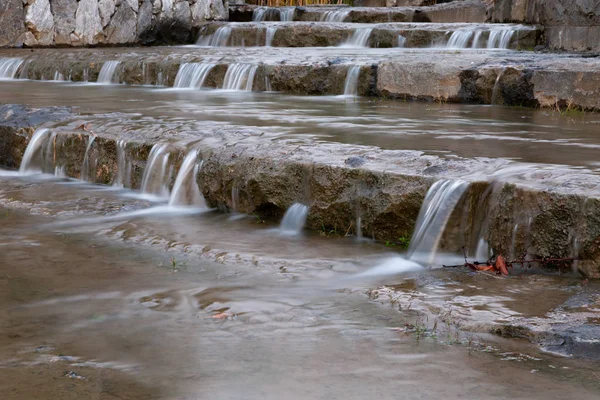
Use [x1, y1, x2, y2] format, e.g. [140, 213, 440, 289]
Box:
[495, 255, 509, 275]
[210, 312, 232, 320]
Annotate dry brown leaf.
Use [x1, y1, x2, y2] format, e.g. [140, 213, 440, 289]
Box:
[495, 255, 509, 275]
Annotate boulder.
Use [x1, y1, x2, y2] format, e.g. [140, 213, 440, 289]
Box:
[105, 4, 137, 44]
[74, 0, 104, 45]
[0, 0, 27, 47]
[24, 0, 54, 46]
[51, 0, 78, 45]
[98, 0, 116, 28]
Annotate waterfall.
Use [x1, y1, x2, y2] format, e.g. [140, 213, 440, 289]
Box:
[341, 28, 372, 48]
[53, 71, 66, 81]
[97, 61, 120, 84]
[472, 30, 482, 48]
[173, 63, 215, 89]
[397, 35, 406, 48]
[0, 58, 24, 80]
[113, 139, 128, 188]
[197, 27, 232, 46]
[280, 203, 309, 235]
[343, 66, 360, 97]
[168, 151, 206, 208]
[19, 128, 51, 174]
[231, 186, 239, 212]
[280, 7, 294, 22]
[408, 179, 469, 265]
[80, 135, 95, 181]
[252, 7, 279, 22]
[265, 27, 278, 47]
[442, 28, 515, 49]
[222, 64, 258, 91]
[446, 31, 474, 48]
[491, 67, 506, 105]
[140, 143, 171, 199]
[487, 29, 514, 49]
[322, 10, 350, 22]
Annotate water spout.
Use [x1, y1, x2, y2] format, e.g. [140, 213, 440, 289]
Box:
[343, 66, 361, 97]
[80, 135, 96, 181]
[341, 28, 372, 48]
[491, 67, 506, 105]
[280, 7, 295, 22]
[397, 35, 407, 48]
[487, 29, 514, 49]
[113, 139, 128, 188]
[19, 128, 51, 174]
[0, 58, 24, 80]
[408, 179, 469, 265]
[222, 64, 258, 91]
[173, 63, 215, 89]
[280, 203, 309, 235]
[266, 27, 278, 47]
[97, 61, 121, 84]
[321, 10, 350, 22]
[140, 143, 171, 200]
[168, 151, 206, 208]
[197, 27, 232, 47]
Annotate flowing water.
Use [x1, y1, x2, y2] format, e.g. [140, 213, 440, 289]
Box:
[0, 57, 23, 79]
[197, 26, 232, 46]
[97, 61, 121, 84]
[279, 203, 309, 235]
[340, 28, 373, 48]
[1, 53, 600, 399]
[173, 63, 215, 89]
[222, 63, 258, 91]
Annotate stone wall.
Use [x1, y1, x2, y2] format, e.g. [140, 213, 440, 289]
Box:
[0, 0, 228, 47]
[488, 0, 600, 51]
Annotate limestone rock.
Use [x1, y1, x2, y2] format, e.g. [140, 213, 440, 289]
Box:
[137, 0, 153, 37]
[191, 0, 227, 25]
[24, 0, 54, 46]
[125, 0, 139, 12]
[52, 0, 78, 45]
[105, 4, 137, 44]
[173, 0, 192, 29]
[74, 0, 104, 45]
[98, 0, 116, 27]
[0, 0, 27, 47]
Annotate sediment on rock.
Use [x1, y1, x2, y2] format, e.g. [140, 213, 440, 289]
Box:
[1, 104, 600, 277]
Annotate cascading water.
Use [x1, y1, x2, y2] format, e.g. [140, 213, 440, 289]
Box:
[341, 28, 373, 48]
[322, 10, 350, 22]
[113, 139, 128, 188]
[280, 7, 294, 22]
[397, 35, 407, 48]
[168, 151, 206, 208]
[173, 63, 215, 89]
[446, 31, 474, 48]
[140, 143, 171, 199]
[491, 67, 506, 105]
[343, 66, 360, 97]
[19, 128, 51, 174]
[222, 64, 258, 91]
[443, 28, 516, 49]
[197, 27, 232, 46]
[265, 27, 278, 47]
[488, 29, 514, 49]
[97, 61, 121, 84]
[280, 203, 309, 235]
[408, 179, 469, 265]
[252, 7, 279, 22]
[80, 135, 96, 181]
[0, 58, 24, 79]
[53, 71, 66, 81]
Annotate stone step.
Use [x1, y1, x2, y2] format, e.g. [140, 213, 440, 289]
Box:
[229, 1, 487, 23]
[196, 22, 539, 49]
[0, 47, 599, 111]
[1, 103, 599, 277]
